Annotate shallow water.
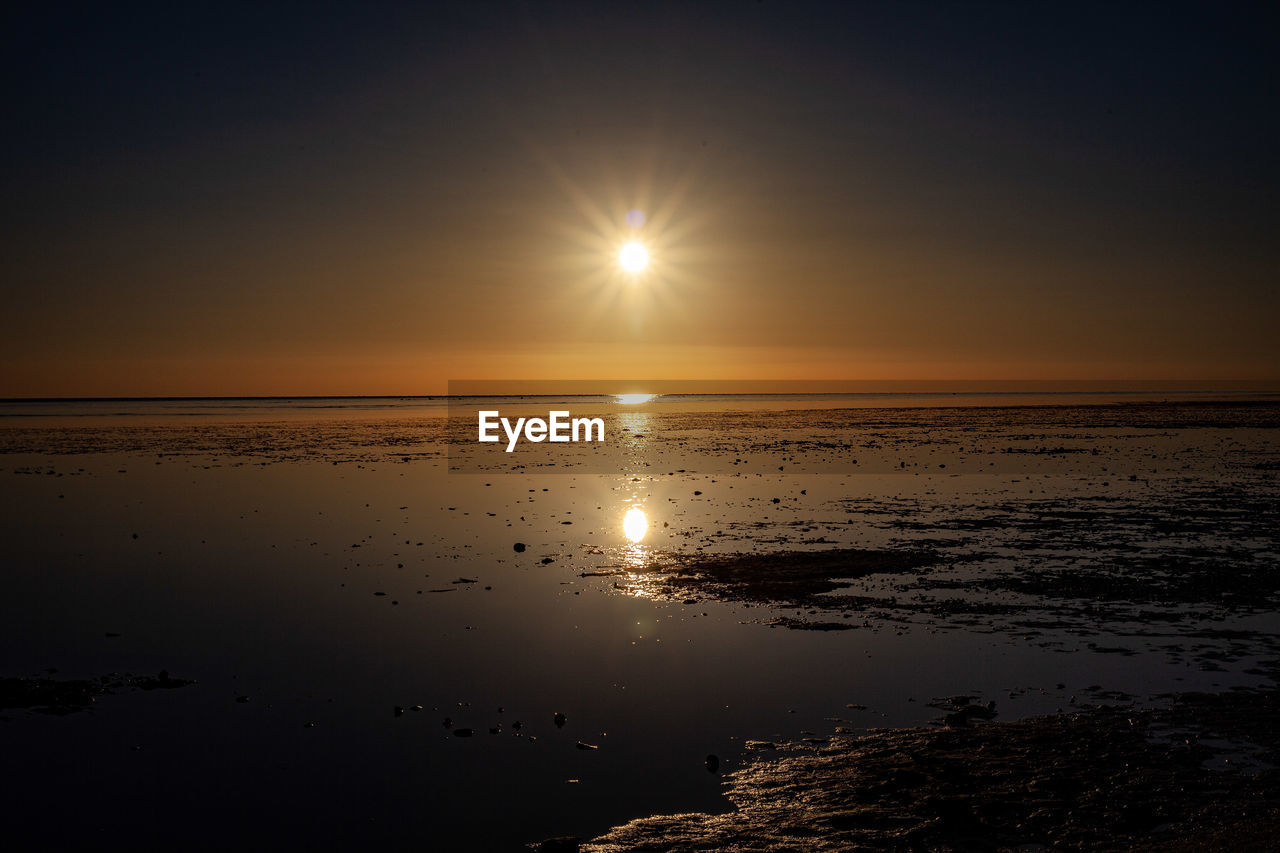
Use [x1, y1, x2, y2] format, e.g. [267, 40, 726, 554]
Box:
[1, 396, 1277, 849]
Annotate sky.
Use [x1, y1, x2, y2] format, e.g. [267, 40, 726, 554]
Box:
[2, 1, 1277, 396]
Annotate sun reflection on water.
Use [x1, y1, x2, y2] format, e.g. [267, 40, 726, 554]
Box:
[617, 506, 663, 594]
[622, 544, 649, 575]
[623, 507, 648, 542]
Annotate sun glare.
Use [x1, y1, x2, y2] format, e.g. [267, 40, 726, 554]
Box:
[619, 241, 649, 273]
[615, 393, 655, 405]
[623, 507, 648, 543]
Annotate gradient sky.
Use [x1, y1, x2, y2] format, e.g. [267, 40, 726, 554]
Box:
[3, 1, 1277, 396]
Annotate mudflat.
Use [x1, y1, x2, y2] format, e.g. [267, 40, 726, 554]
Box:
[1, 397, 1277, 850]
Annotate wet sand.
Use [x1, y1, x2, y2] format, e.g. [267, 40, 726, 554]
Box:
[1, 398, 1277, 849]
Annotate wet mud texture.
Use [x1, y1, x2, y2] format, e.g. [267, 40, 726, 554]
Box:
[586, 688, 1280, 852]
[602, 472, 1280, 665]
[607, 547, 940, 609]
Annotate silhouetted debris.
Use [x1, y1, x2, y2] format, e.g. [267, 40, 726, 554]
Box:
[132, 670, 193, 691]
[765, 617, 856, 631]
[927, 696, 998, 727]
[0, 677, 97, 715]
[0, 670, 195, 716]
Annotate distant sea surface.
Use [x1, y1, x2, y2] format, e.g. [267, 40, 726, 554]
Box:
[2, 382, 1277, 421]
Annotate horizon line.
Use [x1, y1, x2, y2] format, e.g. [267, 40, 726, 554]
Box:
[4, 380, 1279, 404]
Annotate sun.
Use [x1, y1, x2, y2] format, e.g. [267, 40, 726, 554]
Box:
[618, 241, 649, 273]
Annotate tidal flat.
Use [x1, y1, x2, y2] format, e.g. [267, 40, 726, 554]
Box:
[1, 397, 1277, 850]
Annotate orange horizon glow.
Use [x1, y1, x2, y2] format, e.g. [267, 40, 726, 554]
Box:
[2, 346, 1277, 400]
